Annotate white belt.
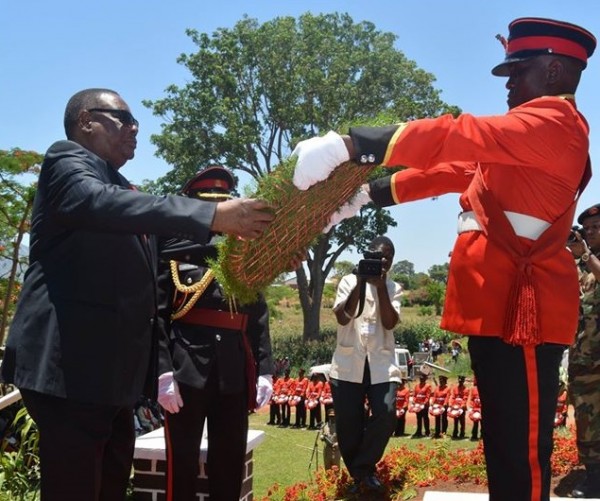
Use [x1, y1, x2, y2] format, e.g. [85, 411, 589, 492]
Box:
[457, 211, 551, 240]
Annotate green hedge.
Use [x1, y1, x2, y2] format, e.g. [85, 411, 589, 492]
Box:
[271, 320, 457, 374]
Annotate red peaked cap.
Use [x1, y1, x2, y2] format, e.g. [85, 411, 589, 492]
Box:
[181, 166, 236, 196]
[492, 17, 596, 76]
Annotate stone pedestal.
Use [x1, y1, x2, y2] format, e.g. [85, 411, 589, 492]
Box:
[132, 427, 265, 501]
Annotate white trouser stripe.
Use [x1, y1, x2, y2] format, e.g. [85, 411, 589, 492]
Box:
[457, 211, 551, 241]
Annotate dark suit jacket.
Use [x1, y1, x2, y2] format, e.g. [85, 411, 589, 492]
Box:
[156, 239, 274, 393]
[1, 140, 217, 407]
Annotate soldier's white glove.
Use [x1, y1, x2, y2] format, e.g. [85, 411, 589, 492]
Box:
[292, 131, 350, 190]
[255, 374, 274, 410]
[157, 372, 183, 414]
[322, 186, 372, 233]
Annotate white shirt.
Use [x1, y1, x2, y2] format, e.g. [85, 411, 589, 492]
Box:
[329, 274, 403, 384]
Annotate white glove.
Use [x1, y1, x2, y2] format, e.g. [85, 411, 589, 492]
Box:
[157, 372, 183, 414]
[322, 186, 372, 233]
[292, 131, 350, 190]
[255, 374, 274, 410]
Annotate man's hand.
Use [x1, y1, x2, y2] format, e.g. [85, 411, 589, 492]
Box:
[255, 374, 274, 410]
[157, 372, 184, 414]
[292, 131, 351, 190]
[212, 199, 275, 239]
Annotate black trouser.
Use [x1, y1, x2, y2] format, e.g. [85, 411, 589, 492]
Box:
[434, 408, 448, 437]
[471, 419, 481, 439]
[394, 414, 406, 436]
[280, 402, 290, 425]
[330, 363, 397, 480]
[308, 404, 322, 428]
[21, 389, 135, 501]
[268, 401, 280, 424]
[164, 378, 248, 501]
[415, 405, 430, 436]
[469, 336, 564, 501]
[452, 412, 466, 438]
[294, 398, 306, 427]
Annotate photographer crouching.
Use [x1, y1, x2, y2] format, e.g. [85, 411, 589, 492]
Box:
[329, 236, 402, 495]
[567, 204, 600, 498]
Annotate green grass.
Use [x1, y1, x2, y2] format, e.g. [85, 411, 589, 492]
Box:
[248, 411, 480, 499]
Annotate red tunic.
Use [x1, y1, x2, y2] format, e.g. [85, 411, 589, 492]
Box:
[363, 96, 589, 344]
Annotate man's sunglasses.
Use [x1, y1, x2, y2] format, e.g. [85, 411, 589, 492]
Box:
[87, 108, 139, 128]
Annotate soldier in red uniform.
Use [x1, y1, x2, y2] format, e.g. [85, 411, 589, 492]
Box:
[267, 375, 282, 425]
[394, 379, 410, 437]
[410, 372, 432, 438]
[320, 379, 334, 417]
[468, 378, 483, 440]
[277, 369, 294, 427]
[430, 374, 450, 438]
[449, 376, 469, 439]
[306, 373, 324, 429]
[292, 17, 596, 501]
[291, 368, 309, 428]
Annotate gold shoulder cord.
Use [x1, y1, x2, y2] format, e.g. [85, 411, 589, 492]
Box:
[170, 260, 215, 320]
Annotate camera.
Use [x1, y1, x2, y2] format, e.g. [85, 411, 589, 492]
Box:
[356, 250, 384, 278]
[567, 225, 585, 244]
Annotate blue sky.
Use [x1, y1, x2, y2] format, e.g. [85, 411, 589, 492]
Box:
[2, 1, 599, 272]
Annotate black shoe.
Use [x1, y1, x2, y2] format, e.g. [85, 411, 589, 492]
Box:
[411, 433, 423, 439]
[347, 480, 361, 495]
[571, 467, 600, 498]
[362, 475, 385, 493]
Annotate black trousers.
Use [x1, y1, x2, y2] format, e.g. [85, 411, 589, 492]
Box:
[164, 378, 248, 501]
[330, 363, 397, 480]
[434, 408, 448, 437]
[294, 398, 306, 426]
[452, 412, 466, 438]
[469, 336, 564, 501]
[415, 405, 430, 436]
[20, 389, 135, 501]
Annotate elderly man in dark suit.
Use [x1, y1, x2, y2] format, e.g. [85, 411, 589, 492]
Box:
[0, 88, 274, 501]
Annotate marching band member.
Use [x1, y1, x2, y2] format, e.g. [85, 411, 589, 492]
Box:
[306, 373, 324, 429]
[320, 378, 334, 417]
[276, 369, 294, 427]
[430, 374, 450, 438]
[411, 372, 432, 438]
[394, 379, 410, 437]
[449, 375, 469, 439]
[467, 377, 483, 440]
[292, 368, 309, 428]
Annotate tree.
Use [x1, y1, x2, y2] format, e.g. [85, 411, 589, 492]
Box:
[390, 259, 416, 289]
[428, 263, 449, 283]
[144, 13, 460, 340]
[331, 260, 355, 279]
[0, 149, 42, 345]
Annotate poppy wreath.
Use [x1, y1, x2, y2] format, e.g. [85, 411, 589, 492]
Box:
[210, 158, 374, 304]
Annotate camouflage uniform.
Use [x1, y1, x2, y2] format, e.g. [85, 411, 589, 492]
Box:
[568, 261, 600, 466]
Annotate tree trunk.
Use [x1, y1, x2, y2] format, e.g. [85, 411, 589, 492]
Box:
[0, 204, 31, 346]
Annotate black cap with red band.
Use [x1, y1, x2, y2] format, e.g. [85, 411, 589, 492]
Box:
[492, 17, 596, 77]
[181, 165, 236, 197]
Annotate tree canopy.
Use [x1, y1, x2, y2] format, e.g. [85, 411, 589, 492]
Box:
[0, 149, 42, 345]
[144, 12, 460, 339]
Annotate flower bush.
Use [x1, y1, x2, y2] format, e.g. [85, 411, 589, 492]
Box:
[261, 427, 580, 500]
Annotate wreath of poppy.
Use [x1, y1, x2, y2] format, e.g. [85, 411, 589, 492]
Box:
[209, 158, 374, 304]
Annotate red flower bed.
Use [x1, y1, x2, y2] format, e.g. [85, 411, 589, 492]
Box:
[261, 427, 579, 500]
